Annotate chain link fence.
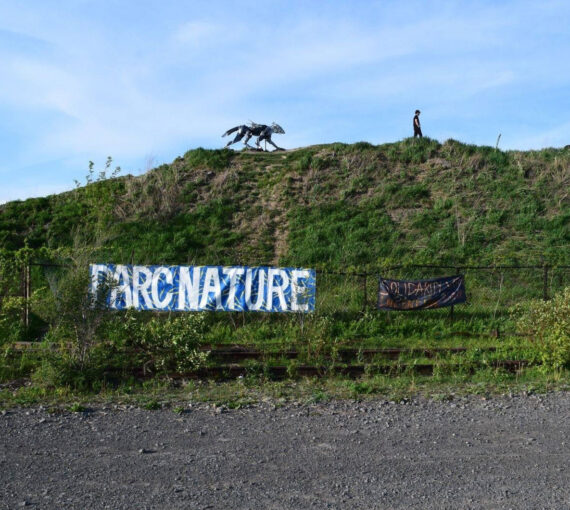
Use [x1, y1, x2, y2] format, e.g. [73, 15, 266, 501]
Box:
[11, 263, 570, 338]
[315, 265, 570, 316]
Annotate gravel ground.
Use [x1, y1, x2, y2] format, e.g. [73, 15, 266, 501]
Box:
[1, 392, 569, 509]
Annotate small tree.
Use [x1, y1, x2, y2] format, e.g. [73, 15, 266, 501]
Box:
[35, 250, 114, 368]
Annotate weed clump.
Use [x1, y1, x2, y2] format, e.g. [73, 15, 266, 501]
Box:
[183, 148, 233, 170]
[511, 287, 570, 370]
[114, 311, 210, 373]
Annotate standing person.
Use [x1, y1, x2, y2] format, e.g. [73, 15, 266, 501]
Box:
[413, 110, 423, 138]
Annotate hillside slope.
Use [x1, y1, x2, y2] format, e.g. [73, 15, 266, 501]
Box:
[1, 138, 569, 268]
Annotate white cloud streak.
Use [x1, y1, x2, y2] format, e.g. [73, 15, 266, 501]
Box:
[0, 0, 569, 202]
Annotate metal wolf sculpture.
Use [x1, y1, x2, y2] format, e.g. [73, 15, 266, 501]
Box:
[222, 122, 285, 151]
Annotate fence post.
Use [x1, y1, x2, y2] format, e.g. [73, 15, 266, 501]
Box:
[449, 266, 460, 321]
[26, 263, 30, 328]
[543, 265, 549, 301]
[21, 263, 30, 329]
[20, 265, 25, 327]
[362, 273, 368, 312]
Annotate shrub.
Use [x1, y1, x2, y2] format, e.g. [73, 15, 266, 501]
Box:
[31, 358, 68, 388]
[351, 141, 375, 151]
[311, 157, 329, 171]
[118, 312, 209, 373]
[41, 263, 112, 367]
[183, 148, 233, 170]
[512, 287, 570, 370]
[0, 296, 26, 344]
[296, 153, 313, 172]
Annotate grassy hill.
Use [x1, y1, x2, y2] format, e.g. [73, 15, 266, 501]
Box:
[1, 138, 569, 400]
[2, 137, 569, 268]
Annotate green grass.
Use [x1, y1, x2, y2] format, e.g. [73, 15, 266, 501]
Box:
[1, 140, 569, 399]
[1, 368, 568, 410]
[2, 140, 569, 267]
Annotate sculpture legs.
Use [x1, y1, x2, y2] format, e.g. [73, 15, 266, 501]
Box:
[257, 136, 282, 151]
[242, 133, 254, 149]
[225, 133, 243, 147]
[226, 132, 255, 149]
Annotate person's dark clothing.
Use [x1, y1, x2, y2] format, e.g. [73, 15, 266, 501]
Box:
[413, 114, 423, 138]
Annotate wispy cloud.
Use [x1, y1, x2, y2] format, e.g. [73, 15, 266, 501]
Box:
[0, 1, 569, 202]
[514, 121, 570, 151]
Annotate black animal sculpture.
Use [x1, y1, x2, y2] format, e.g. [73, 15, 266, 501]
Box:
[222, 122, 285, 151]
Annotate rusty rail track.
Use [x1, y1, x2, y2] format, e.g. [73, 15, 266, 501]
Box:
[183, 360, 528, 380]
[12, 342, 498, 359]
[203, 345, 498, 362]
[9, 342, 530, 381]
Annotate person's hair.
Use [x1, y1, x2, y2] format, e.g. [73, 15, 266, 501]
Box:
[415, 110, 420, 114]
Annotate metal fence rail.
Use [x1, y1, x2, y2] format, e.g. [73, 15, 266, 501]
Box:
[9, 262, 570, 331]
[315, 265, 570, 314]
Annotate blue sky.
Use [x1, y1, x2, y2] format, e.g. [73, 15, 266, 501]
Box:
[1, 0, 569, 203]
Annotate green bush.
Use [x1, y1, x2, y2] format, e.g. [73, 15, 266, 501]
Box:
[183, 148, 233, 170]
[296, 153, 312, 172]
[38, 262, 111, 366]
[351, 141, 375, 151]
[117, 311, 209, 373]
[512, 287, 570, 370]
[0, 296, 26, 344]
[311, 157, 329, 171]
[31, 358, 69, 388]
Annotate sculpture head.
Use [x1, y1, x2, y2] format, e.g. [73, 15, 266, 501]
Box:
[271, 123, 285, 134]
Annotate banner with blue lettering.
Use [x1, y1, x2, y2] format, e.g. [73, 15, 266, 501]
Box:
[378, 275, 466, 310]
[90, 264, 316, 313]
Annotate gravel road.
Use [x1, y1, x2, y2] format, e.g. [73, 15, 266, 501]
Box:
[1, 392, 569, 509]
